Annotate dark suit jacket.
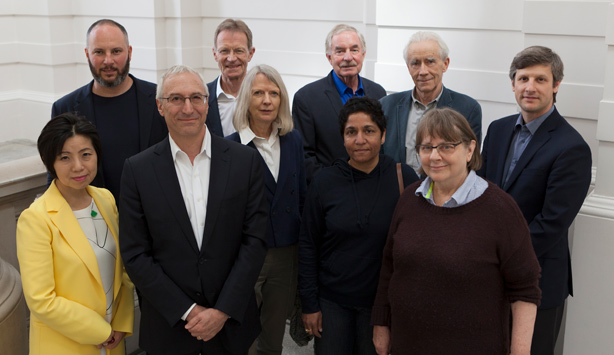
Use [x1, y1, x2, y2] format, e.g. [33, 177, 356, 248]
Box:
[50, 74, 168, 197]
[119, 134, 268, 354]
[227, 129, 307, 248]
[206, 78, 225, 137]
[292, 70, 387, 184]
[478, 107, 591, 309]
[381, 86, 482, 163]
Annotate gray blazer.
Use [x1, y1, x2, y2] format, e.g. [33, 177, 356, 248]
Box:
[381, 86, 482, 163]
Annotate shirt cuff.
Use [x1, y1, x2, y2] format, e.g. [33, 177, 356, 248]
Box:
[181, 303, 197, 321]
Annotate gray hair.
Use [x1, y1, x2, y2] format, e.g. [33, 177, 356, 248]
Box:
[325, 24, 366, 55]
[403, 31, 449, 65]
[156, 65, 208, 99]
[213, 18, 253, 50]
[233, 65, 293, 136]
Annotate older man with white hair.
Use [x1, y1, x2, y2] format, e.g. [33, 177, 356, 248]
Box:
[381, 31, 482, 173]
[292, 24, 386, 184]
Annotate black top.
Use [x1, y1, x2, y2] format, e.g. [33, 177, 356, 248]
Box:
[299, 154, 418, 312]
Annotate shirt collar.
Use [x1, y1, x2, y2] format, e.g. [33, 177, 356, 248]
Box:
[332, 70, 364, 97]
[416, 170, 478, 207]
[169, 126, 212, 162]
[216, 76, 235, 100]
[516, 105, 555, 135]
[411, 86, 444, 107]
[238, 122, 280, 145]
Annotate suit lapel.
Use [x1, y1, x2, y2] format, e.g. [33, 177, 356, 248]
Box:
[206, 81, 224, 137]
[494, 118, 517, 187]
[202, 135, 230, 250]
[247, 141, 276, 196]
[152, 138, 200, 253]
[273, 135, 291, 206]
[47, 184, 103, 288]
[396, 93, 412, 162]
[134, 76, 155, 150]
[503, 111, 559, 190]
[74, 82, 96, 127]
[324, 74, 343, 119]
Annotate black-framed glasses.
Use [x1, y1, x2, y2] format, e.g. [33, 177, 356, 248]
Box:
[162, 94, 208, 106]
[416, 141, 463, 156]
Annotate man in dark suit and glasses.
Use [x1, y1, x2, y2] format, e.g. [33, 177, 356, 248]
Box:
[119, 65, 268, 354]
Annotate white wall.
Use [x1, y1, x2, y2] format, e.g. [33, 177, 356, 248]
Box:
[1, 0, 613, 352]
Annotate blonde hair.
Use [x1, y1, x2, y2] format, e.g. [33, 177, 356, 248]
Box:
[233, 65, 293, 136]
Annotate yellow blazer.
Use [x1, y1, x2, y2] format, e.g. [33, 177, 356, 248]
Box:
[16, 182, 134, 355]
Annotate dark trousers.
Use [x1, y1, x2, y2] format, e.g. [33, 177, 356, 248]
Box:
[531, 303, 565, 355]
[314, 298, 376, 355]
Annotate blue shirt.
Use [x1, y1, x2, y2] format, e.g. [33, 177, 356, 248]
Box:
[502, 106, 554, 185]
[416, 170, 488, 208]
[332, 71, 365, 104]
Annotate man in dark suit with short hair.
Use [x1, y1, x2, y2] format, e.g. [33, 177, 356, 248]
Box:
[119, 65, 268, 355]
[51, 19, 167, 200]
[479, 46, 592, 355]
[292, 24, 386, 184]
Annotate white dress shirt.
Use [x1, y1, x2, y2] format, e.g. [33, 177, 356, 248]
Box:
[238, 123, 281, 182]
[216, 77, 237, 137]
[169, 128, 212, 251]
[169, 128, 212, 320]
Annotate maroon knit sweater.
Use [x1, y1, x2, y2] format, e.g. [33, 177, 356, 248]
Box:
[371, 181, 541, 354]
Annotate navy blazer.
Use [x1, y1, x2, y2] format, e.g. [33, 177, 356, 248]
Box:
[227, 129, 307, 248]
[292, 70, 387, 184]
[50, 74, 168, 197]
[381, 86, 482, 163]
[206, 78, 225, 137]
[119, 134, 268, 354]
[479, 107, 591, 309]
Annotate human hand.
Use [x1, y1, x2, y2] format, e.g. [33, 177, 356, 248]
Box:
[301, 311, 323, 338]
[373, 325, 391, 355]
[103, 331, 125, 350]
[185, 306, 229, 341]
[96, 330, 114, 349]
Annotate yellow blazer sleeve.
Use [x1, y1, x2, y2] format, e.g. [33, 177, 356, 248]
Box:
[110, 271, 135, 335]
[16, 206, 112, 345]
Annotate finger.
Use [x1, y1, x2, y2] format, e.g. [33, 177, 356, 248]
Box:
[185, 316, 201, 330]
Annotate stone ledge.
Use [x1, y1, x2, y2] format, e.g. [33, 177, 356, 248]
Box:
[0, 140, 46, 200]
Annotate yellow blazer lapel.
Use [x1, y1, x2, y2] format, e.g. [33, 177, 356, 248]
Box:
[47, 182, 103, 289]
[88, 185, 123, 302]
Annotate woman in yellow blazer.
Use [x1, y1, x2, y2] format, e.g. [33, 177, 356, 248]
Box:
[16, 113, 134, 355]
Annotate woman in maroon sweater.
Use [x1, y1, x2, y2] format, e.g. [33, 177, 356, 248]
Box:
[371, 108, 541, 355]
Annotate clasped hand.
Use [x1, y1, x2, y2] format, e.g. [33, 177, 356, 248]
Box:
[185, 305, 230, 341]
[96, 330, 125, 350]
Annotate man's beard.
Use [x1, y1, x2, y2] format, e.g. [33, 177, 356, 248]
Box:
[89, 58, 130, 88]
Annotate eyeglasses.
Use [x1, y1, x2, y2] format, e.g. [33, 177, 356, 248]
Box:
[162, 94, 208, 106]
[416, 141, 463, 156]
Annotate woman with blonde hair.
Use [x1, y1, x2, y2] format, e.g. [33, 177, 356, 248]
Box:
[227, 64, 306, 355]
